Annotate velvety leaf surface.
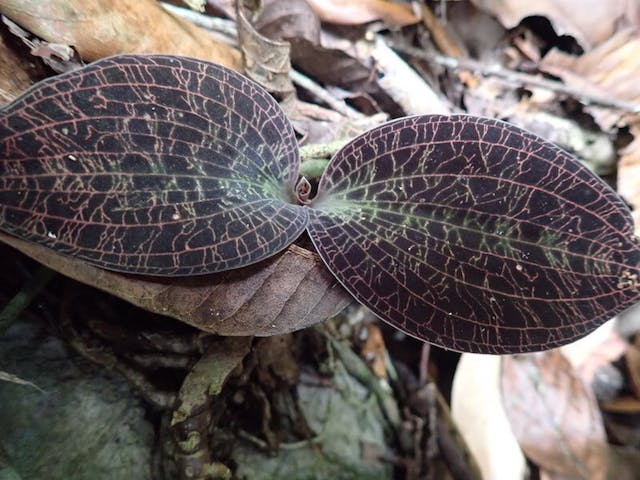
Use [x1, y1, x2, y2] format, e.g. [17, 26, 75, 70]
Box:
[0, 232, 351, 336]
[307, 115, 640, 353]
[0, 54, 306, 275]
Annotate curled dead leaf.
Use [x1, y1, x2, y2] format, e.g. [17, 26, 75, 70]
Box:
[0, 233, 351, 337]
[237, 0, 294, 94]
[254, 0, 320, 46]
[0, 0, 242, 69]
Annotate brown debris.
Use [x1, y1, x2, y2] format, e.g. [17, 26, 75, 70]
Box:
[0, 0, 242, 69]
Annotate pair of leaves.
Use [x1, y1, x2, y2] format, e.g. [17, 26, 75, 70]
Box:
[1, 55, 639, 353]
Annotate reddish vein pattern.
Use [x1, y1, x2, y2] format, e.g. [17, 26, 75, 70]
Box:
[0, 55, 306, 275]
[307, 115, 640, 353]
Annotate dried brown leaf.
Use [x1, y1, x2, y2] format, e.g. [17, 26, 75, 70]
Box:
[607, 446, 640, 479]
[540, 29, 640, 130]
[237, 1, 294, 94]
[446, 1, 506, 59]
[0, 233, 351, 337]
[0, 0, 241, 69]
[305, 0, 419, 27]
[254, 0, 320, 45]
[502, 351, 609, 480]
[294, 30, 449, 118]
[0, 29, 34, 103]
[291, 32, 378, 99]
[470, 0, 628, 49]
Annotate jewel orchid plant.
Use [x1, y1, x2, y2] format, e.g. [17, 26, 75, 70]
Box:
[1, 55, 638, 354]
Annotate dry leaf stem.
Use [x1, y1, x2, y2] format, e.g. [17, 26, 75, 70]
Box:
[290, 69, 363, 119]
[162, 2, 238, 44]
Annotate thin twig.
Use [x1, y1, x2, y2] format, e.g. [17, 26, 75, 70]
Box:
[290, 69, 363, 119]
[161, 2, 238, 43]
[419, 3, 465, 57]
[387, 39, 640, 115]
[0, 266, 55, 336]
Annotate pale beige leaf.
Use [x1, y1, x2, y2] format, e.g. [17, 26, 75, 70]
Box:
[451, 354, 527, 480]
[0, 233, 351, 337]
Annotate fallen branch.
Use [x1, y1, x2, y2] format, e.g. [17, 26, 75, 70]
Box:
[388, 40, 640, 115]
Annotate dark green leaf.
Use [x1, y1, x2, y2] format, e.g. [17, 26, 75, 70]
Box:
[307, 115, 640, 354]
[0, 55, 306, 275]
